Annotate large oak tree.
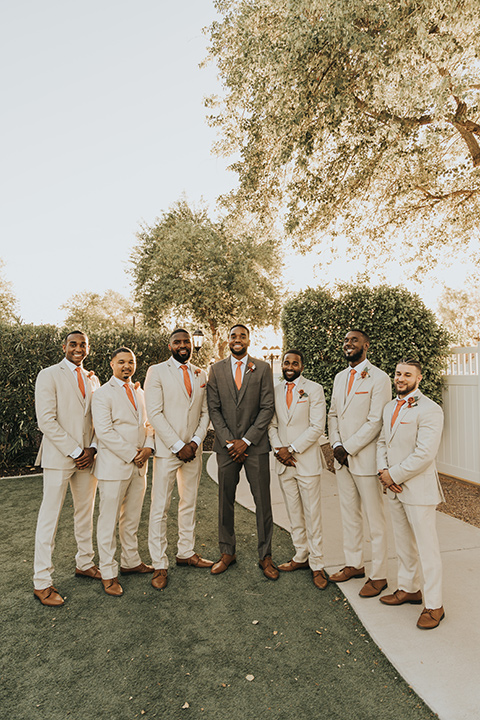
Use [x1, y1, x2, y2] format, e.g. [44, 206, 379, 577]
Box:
[130, 199, 282, 358]
[206, 0, 480, 269]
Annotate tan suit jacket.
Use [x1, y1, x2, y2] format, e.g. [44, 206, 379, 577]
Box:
[144, 359, 209, 457]
[269, 376, 326, 477]
[328, 363, 391, 476]
[35, 359, 97, 470]
[377, 391, 445, 506]
[92, 378, 154, 480]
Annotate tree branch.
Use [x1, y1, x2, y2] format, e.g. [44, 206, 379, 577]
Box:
[353, 96, 432, 129]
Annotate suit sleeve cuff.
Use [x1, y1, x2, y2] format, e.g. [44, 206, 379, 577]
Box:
[171, 440, 185, 454]
[191, 436, 201, 447]
[242, 437, 252, 446]
[70, 446, 83, 459]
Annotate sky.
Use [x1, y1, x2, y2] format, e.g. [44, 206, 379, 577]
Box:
[0, 0, 472, 340]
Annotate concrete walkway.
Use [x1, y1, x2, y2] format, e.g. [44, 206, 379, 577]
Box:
[206, 452, 480, 720]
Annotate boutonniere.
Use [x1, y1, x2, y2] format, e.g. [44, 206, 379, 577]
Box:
[194, 368, 201, 377]
[298, 388, 308, 398]
[407, 396, 419, 408]
[246, 361, 256, 373]
[360, 366, 370, 380]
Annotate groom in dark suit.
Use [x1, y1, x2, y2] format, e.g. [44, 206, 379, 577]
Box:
[207, 324, 277, 579]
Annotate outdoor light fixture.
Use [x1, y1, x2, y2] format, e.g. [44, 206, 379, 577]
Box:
[262, 345, 281, 370]
[192, 329, 205, 353]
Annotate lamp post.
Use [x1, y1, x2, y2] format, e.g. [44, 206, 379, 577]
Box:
[262, 345, 281, 372]
[192, 329, 205, 355]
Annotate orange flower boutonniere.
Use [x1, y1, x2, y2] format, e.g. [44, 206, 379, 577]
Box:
[194, 368, 201, 377]
[407, 396, 419, 408]
[247, 362, 256, 373]
[360, 367, 370, 380]
[298, 388, 308, 398]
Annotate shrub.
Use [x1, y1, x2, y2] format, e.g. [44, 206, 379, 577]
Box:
[281, 283, 450, 408]
[0, 324, 211, 471]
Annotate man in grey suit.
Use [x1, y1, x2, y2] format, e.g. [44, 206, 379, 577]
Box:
[207, 324, 277, 579]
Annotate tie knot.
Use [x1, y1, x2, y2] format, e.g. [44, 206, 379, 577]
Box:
[287, 382, 294, 388]
[350, 368, 356, 376]
[397, 399, 406, 406]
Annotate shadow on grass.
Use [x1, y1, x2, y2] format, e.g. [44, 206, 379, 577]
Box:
[0, 455, 435, 720]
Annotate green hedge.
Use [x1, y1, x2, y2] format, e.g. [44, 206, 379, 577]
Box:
[281, 283, 450, 408]
[0, 324, 211, 472]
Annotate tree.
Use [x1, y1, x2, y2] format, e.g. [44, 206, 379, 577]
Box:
[0, 259, 19, 323]
[437, 282, 480, 345]
[206, 0, 480, 269]
[60, 290, 136, 334]
[282, 282, 451, 406]
[130, 199, 283, 358]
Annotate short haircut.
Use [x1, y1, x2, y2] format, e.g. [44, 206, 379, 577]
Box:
[64, 330, 88, 343]
[229, 323, 250, 336]
[347, 328, 370, 343]
[398, 357, 422, 373]
[111, 346, 135, 361]
[169, 328, 190, 341]
[283, 348, 304, 364]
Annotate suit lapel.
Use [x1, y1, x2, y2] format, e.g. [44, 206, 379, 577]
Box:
[286, 376, 302, 422]
[237, 356, 253, 405]
[167, 358, 190, 401]
[61, 361, 86, 408]
[220, 358, 237, 404]
[112, 377, 139, 421]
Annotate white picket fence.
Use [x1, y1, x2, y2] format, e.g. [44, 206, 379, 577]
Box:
[437, 344, 480, 485]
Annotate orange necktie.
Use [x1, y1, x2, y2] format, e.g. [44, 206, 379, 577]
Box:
[391, 399, 406, 428]
[286, 382, 294, 408]
[180, 364, 192, 397]
[347, 368, 356, 395]
[75, 367, 85, 398]
[235, 361, 242, 390]
[124, 383, 136, 409]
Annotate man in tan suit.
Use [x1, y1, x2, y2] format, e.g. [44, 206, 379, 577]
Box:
[328, 329, 391, 597]
[34, 331, 100, 606]
[377, 359, 445, 630]
[92, 348, 154, 596]
[145, 329, 212, 590]
[268, 350, 328, 590]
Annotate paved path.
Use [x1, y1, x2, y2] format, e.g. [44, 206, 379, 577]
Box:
[206, 452, 480, 720]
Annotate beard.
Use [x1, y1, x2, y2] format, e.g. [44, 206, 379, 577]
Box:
[171, 347, 191, 364]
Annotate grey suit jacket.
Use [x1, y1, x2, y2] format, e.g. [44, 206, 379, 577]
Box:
[207, 355, 274, 455]
[35, 359, 97, 470]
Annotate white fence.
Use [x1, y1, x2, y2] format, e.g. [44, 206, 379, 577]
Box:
[437, 344, 480, 485]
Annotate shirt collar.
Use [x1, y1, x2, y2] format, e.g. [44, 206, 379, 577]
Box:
[231, 354, 248, 368]
[113, 376, 134, 389]
[63, 357, 82, 373]
[349, 358, 368, 375]
[172, 357, 190, 371]
[284, 376, 300, 387]
[396, 390, 418, 404]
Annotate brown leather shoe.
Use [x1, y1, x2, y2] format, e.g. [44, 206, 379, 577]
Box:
[380, 589, 423, 606]
[102, 577, 123, 596]
[34, 586, 64, 607]
[75, 565, 102, 580]
[176, 553, 214, 568]
[329, 566, 365, 582]
[312, 569, 328, 590]
[359, 578, 387, 598]
[151, 569, 168, 589]
[259, 556, 279, 581]
[120, 562, 154, 574]
[417, 606, 445, 630]
[278, 559, 309, 572]
[211, 553, 236, 575]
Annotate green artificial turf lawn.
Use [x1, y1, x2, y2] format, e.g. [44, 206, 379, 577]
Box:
[0, 456, 436, 720]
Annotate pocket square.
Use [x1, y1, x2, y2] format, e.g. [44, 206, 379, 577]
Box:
[355, 391, 368, 395]
[298, 400, 307, 403]
[200, 383, 206, 388]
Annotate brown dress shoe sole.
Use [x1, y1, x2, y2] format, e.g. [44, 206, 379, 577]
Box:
[211, 557, 237, 574]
